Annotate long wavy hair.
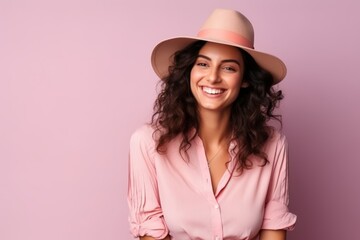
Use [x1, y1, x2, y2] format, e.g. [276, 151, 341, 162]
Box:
[151, 40, 283, 171]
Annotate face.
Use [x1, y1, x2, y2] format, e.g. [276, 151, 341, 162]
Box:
[190, 42, 245, 114]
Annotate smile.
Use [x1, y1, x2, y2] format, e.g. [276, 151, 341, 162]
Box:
[202, 86, 225, 95]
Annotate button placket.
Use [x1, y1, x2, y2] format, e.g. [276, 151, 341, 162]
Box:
[210, 200, 223, 240]
[197, 136, 224, 240]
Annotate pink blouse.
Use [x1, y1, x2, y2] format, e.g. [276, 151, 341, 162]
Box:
[128, 125, 296, 240]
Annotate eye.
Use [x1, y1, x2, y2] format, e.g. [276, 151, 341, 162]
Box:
[223, 66, 237, 72]
[195, 62, 208, 68]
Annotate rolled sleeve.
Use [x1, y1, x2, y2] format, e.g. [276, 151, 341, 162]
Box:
[127, 125, 169, 239]
[261, 134, 297, 231]
[262, 200, 296, 230]
[129, 217, 168, 239]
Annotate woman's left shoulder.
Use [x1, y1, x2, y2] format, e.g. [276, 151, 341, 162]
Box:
[264, 128, 288, 151]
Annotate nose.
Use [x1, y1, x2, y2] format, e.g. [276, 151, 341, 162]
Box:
[207, 67, 221, 83]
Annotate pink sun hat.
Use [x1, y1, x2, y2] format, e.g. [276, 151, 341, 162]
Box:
[151, 8, 287, 84]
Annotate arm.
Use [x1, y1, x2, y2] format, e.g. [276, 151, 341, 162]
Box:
[259, 230, 286, 240]
[260, 135, 296, 234]
[128, 126, 169, 239]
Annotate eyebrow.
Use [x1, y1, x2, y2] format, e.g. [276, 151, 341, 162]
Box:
[197, 54, 241, 66]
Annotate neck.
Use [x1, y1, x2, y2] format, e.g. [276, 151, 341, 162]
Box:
[198, 109, 231, 147]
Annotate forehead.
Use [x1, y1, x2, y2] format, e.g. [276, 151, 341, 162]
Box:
[198, 42, 243, 61]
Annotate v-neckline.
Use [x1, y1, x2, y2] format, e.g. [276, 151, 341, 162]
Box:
[196, 136, 236, 197]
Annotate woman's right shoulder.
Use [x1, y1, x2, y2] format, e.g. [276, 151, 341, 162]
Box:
[130, 124, 157, 147]
[130, 124, 155, 141]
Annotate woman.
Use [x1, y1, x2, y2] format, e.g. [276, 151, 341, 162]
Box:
[128, 9, 296, 240]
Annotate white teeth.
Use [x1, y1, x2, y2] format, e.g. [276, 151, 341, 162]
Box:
[202, 87, 224, 95]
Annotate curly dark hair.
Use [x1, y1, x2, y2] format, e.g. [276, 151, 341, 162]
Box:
[151, 40, 283, 171]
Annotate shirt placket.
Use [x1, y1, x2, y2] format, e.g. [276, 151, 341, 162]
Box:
[199, 140, 238, 240]
[210, 201, 223, 240]
[196, 139, 224, 240]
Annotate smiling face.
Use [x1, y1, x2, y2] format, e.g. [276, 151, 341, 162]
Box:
[190, 42, 245, 115]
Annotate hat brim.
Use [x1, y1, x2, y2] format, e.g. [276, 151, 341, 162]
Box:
[151, 36, 287, 84]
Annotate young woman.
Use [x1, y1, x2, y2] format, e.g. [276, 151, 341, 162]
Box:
[128, 9, 296, 240]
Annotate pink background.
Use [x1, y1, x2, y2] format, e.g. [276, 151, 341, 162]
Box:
[1, 0, 359, 239]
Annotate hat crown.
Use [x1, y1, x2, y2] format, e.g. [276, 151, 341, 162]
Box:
[197, 9, 254, 49]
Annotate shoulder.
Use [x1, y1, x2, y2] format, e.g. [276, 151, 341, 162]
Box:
[263, 129, 288, 162]
[130, 124, 157, 149]
[131, 124, 155, 139]
[266, 128, 287, 148]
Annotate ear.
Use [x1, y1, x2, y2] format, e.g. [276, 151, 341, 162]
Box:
[241, 81, 249, 88]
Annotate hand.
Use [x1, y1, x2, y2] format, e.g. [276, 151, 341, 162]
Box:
[259, 230, 286, 240]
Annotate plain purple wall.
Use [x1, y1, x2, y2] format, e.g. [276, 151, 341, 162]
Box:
[1, 0, 359, 239]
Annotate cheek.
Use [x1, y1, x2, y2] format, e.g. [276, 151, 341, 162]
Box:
[229, 75, 244, 89]
[190, 81, 196, 96]
[189, 69, 199, 94]
[190, 68, 201, 81]
[228, 76, 243, 98]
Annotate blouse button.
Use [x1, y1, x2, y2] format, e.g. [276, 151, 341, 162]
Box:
[215, 236, 220, 240]
[214, 204, 219, 209]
